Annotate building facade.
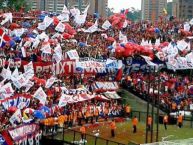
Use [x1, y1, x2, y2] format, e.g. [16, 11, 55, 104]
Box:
[141, 0, 167, 21]
[28, 0, 108, 18]
[172, 0, 193, 20]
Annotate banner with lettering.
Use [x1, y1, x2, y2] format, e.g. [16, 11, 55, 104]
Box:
[92, 82, 119, 92]
[8, 124, 39, 141]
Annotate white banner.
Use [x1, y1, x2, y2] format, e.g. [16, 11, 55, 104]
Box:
[23, 61, 34, 80]
[66, 50, 79, 60]
[0, 82, 14, 99]
[45, 76, 56, 88]
[12, 74, 28, 89]
[102, 20, 111, 30]
[33, 87, 47, 105]
[55, 22, 65, 32]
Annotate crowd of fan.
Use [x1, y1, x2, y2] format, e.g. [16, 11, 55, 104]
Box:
[0, 7, 193, 132]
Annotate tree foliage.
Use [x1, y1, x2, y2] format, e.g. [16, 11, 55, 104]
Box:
[126, 7, 141, 22]
[0, 0, 29, 11]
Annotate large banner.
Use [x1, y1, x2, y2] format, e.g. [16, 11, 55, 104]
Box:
[8, 124, 39, 141]
[92, 81, 119, 92]
[124, 57, 165, 74]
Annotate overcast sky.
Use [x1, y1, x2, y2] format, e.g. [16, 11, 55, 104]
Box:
[108, 0, 173, 12]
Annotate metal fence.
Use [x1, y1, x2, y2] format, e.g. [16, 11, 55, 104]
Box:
[41, 125, 136, 145]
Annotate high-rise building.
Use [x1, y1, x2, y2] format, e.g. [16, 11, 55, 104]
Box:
[172, 0, 193, 20]
[141, 0, 167, 21]
[28, 0, 108, 18]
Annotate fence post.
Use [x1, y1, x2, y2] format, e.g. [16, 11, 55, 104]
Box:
[106, 140, 109, 145]
[62, 126, 64, 141]
[73, 131, 76, 142]
[139, 112, 141, 122]
[95, 137, 97, 145]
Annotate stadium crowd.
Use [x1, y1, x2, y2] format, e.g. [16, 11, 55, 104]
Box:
[0, 4, 193, 144]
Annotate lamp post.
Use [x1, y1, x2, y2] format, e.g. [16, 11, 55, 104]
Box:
[150, 66, 156, 143]
[95, 0, 98, 13]
[78, 0, 82, 11]
[65, 0, 68, 7]
[156, 72, 161, 142]
[145, 66, 151, 143]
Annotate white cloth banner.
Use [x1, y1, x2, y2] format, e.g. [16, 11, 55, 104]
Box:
[177, 40, 188, 51]
[84, 20, 98, 33]
[11, 67, 19, 81]
[0, 82, 14, 99]
[75, 14, 87, 25]
[24, 80, 34, 92]
[33, 87, 47, 105]
[41, 43, 51, 54]
[1, 67, 11, 80]
[58, 94, 69, 107]
[55, 22, 65, 32]
[184, 23, 190, 31]
[66, 50, 79, 60]
[12, 74, 28, 89]
[119, 31, 127, 43]
[37, 22, 47, 30]
[102, 20, 111, 30]
[23, 61, 34, 80]
[141, 55, 157, 66]
[1, 13, 12, 25]
[53, 44, 63, 63]
[43, 16, 53, 27]
[45, 76, 56, 88]
[57, 13, 69, 22]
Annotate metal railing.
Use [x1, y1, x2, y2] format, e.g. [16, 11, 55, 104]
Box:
[41, 124, 136, 145]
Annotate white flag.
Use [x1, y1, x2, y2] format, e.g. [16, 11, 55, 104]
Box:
[75, 14, 87, 25]
[23, 61, 34, 80]
[84, 20, 98, 33]
[1, 67, 11, 80]
[45, 76, 56, 88]
[141, 55, 157, 66]
[62, 4, 70, 14]
[24, 80, 34, 92]
[1, 13, 12, 25]
[55, 22, 65, 32]
[70, 8, 80, 17]
[11, 67, 19, 81]
[12, 74, 28, 89]
[33, 87, 47, 105]
[41, 42, 52, 54]
[9, 109, 22, 125]
[83, 5, 90, 15]
[57, 13, 69, 22]
[21, 47, 26, 58]
[53, 44, 63, 63]
[58, 94, 70, 107]
[66, 50, 79, 60]
[119, 31, 127, 43]
[0, 82, 14, 99]
[37, 22, 47, 30]
[102, 20, 111, 30]
[122, 20, 128, 28]
[184, 23, 190, 32]
[43, 16, 53, 27]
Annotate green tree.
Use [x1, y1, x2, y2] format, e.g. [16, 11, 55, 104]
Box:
[126, 7, 141, 22]
[0, 0, 30, 11]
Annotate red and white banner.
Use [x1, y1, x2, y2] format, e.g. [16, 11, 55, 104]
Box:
[8, 124, 39, 141]
[92, 82, 119, 92]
